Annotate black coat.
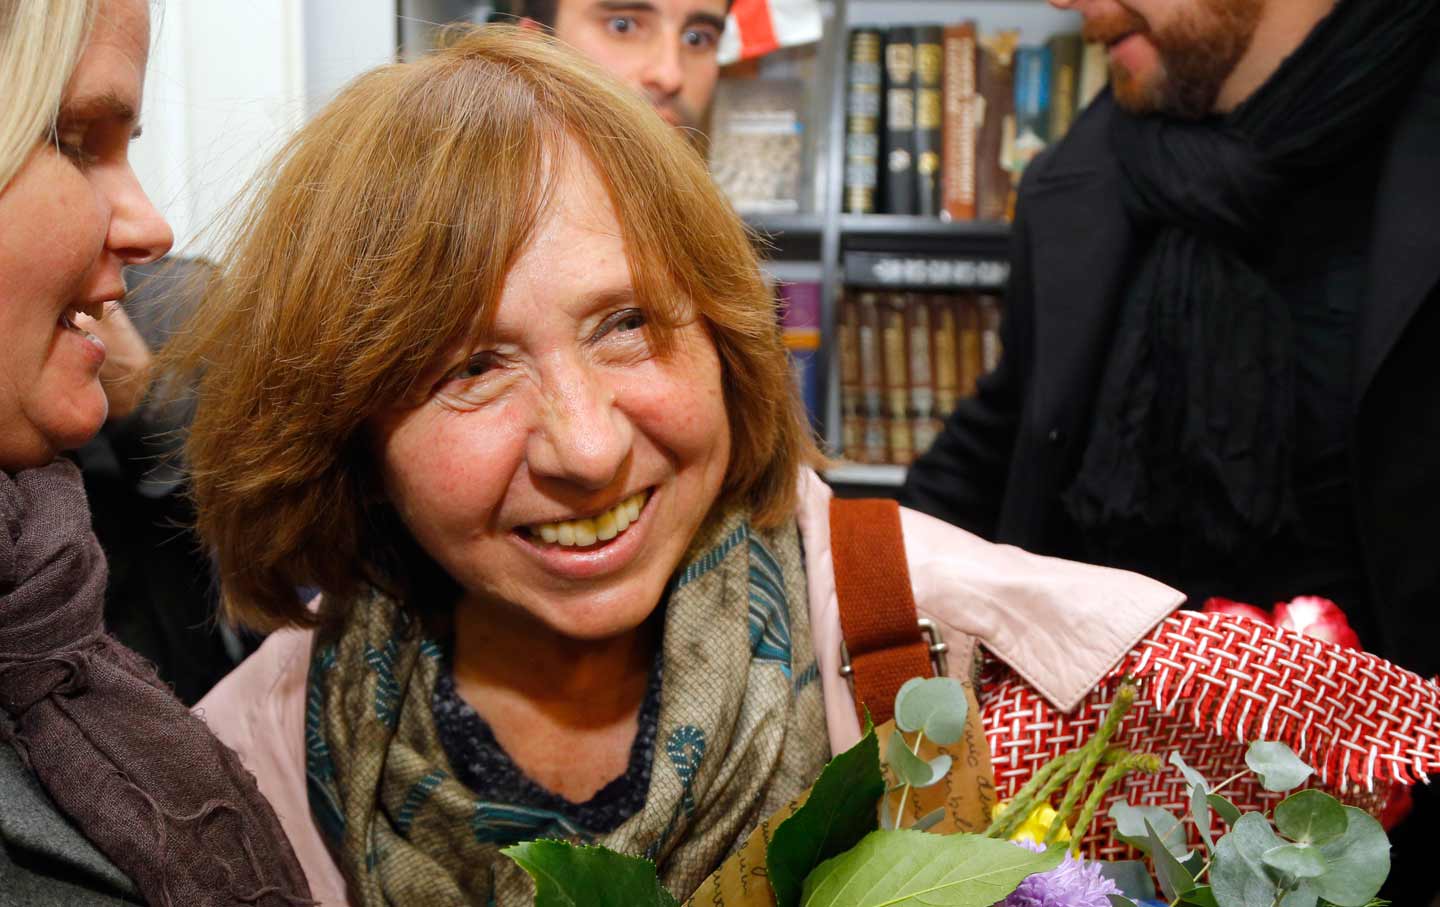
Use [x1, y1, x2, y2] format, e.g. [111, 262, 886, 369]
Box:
[901, 50, 1440, 680]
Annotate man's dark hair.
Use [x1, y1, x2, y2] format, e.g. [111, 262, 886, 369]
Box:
[521, 0, 733, 30]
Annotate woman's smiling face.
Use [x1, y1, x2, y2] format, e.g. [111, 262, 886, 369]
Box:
[372, 151, 731, 642]
[0, 0, 173, 469]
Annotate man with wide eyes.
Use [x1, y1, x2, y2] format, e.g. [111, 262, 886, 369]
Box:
[518, 0, 731, 133]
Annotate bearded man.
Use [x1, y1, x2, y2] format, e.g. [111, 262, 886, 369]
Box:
[899, 2, 1440, 898]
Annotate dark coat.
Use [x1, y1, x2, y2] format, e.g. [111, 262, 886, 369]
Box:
[0, 738, 142, 906]
[901, 49, 1440, 680]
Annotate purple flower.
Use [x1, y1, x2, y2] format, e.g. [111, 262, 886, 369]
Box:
[1002, 840, 1123, 907]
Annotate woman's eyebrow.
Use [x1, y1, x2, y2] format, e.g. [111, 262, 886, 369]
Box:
[58, 89, 141, 136]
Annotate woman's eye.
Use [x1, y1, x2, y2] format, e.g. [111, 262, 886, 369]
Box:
[597, 308, 647, 339]
[450, 352, 500, 382]
[55, 131, 97, 167]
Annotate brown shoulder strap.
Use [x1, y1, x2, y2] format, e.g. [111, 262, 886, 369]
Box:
[829, 497, 935, 726]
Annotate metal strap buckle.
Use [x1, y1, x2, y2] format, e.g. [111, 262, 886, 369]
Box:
[839, 617, 949, 680]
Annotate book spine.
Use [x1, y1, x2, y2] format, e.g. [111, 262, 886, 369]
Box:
[940, 22, 978, 222]
[880, 293, 914, 464]
[976, 30, 1018, 222]
[978, 294, 1004, 375]
[843, 29, 884, 215]
[1047, 33, 1082, 142]
[778, 282, 823, 429]
[930, 294, 961, 420]
[882, 26, 918, 215]
[837, 293, 863, 459]
[958, 293, 983, 399]
[1012, 45, 1052, 181]
[913, 26, 944, 218]
[905, 294, 939, 455]
[1078, 40, 1109, 110]
[856, 292, 888, 463]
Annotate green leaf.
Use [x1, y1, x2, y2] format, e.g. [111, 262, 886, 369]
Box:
[502, 840, 679, 907]
[767, 726, 886, 907]
[893, 677, 969, 745]
[1192, 785, 1215, 852]
[1208, 793, 1243, 827]
[1212, 813, 1289, 907]
[1275, 790, 1348, 846]
[1108, 897, 1138, 907]
[1312, 807, 1390, 907]
[1282, 886, 1320, 907]
[1098, 860, 1158, 901]
[884, 731, 950, 788]
[1109, 802, 1190, 861]
[1180, 887, 1220, 907]
[1264, 843, 1328, 881]
[801, 829, 1062, 907]
[1171, 751, 1211, 793]
[1147, 818, 1196, 902]
[1246, 742, 1314, 793]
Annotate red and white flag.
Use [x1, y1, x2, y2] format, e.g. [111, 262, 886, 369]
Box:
[717, 0, 823, 64]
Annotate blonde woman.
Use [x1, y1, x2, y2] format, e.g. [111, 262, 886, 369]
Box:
[181, 27, 1181, 906]
[0, 1, 310, 904]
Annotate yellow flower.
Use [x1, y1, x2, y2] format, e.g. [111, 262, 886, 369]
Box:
[991, 800, 1071, 845]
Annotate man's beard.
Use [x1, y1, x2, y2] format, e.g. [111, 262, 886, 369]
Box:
[647, 92, 702, 134]
[1084, 0, 1264, 119]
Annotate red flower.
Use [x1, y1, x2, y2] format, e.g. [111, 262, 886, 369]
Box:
[1202, 596, 1361, 651]
[1200, 597, 1273, 625]
[1272, 596, 1362, 651]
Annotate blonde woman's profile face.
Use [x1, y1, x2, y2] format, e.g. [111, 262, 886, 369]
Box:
[373, 152, 731, 643]
[0, 0, 172, 469]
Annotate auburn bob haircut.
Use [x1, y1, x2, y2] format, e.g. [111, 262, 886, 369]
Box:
[170, 25, 820, 631]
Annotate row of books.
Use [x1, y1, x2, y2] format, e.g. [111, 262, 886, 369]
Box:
[838, 291, 1002, 466]
[843, 24, 1108, 220]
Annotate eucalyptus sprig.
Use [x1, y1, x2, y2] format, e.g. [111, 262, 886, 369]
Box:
[1105, 740, 1391, 907]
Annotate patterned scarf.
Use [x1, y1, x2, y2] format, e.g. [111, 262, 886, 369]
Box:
[306, 509, 829, 905]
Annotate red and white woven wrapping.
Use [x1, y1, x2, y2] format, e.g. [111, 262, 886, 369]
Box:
[716, 0, 822, 65]
[981, 610, 1440, 859]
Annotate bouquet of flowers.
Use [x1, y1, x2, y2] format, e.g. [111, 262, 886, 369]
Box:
[502, 673, 1396, 907]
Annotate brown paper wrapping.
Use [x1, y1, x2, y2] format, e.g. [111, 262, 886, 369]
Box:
[683, 683, 995, 906]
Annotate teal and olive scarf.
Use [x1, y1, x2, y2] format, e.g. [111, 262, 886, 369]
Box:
[305, 510, 829, 905]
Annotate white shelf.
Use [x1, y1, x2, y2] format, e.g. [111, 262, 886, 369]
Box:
[823, 463, 908, 486]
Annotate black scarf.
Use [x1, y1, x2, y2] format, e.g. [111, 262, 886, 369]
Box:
[1063, 0, 1440, 565]
[0, 461, 313, 907]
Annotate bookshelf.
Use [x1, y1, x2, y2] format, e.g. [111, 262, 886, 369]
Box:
[736, 0, 1082, 490]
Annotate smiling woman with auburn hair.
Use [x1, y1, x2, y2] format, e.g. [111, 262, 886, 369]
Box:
[185, 24, 1182, 907]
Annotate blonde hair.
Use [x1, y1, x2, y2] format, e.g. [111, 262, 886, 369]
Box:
[170, 25, 821, 631]
[0, 0, 94, 189]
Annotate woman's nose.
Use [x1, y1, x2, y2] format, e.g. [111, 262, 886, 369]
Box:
[107, 163, 174, 265]
[526, 367, 634, 491]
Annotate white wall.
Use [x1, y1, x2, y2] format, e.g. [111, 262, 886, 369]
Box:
[132, 1, 398, 258]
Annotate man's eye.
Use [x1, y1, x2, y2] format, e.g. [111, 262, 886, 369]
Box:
[683, 28, 719, 49]
[607, 16, 638, 35]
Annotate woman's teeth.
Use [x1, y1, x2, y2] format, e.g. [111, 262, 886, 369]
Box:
[531, 491, 649, 547]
